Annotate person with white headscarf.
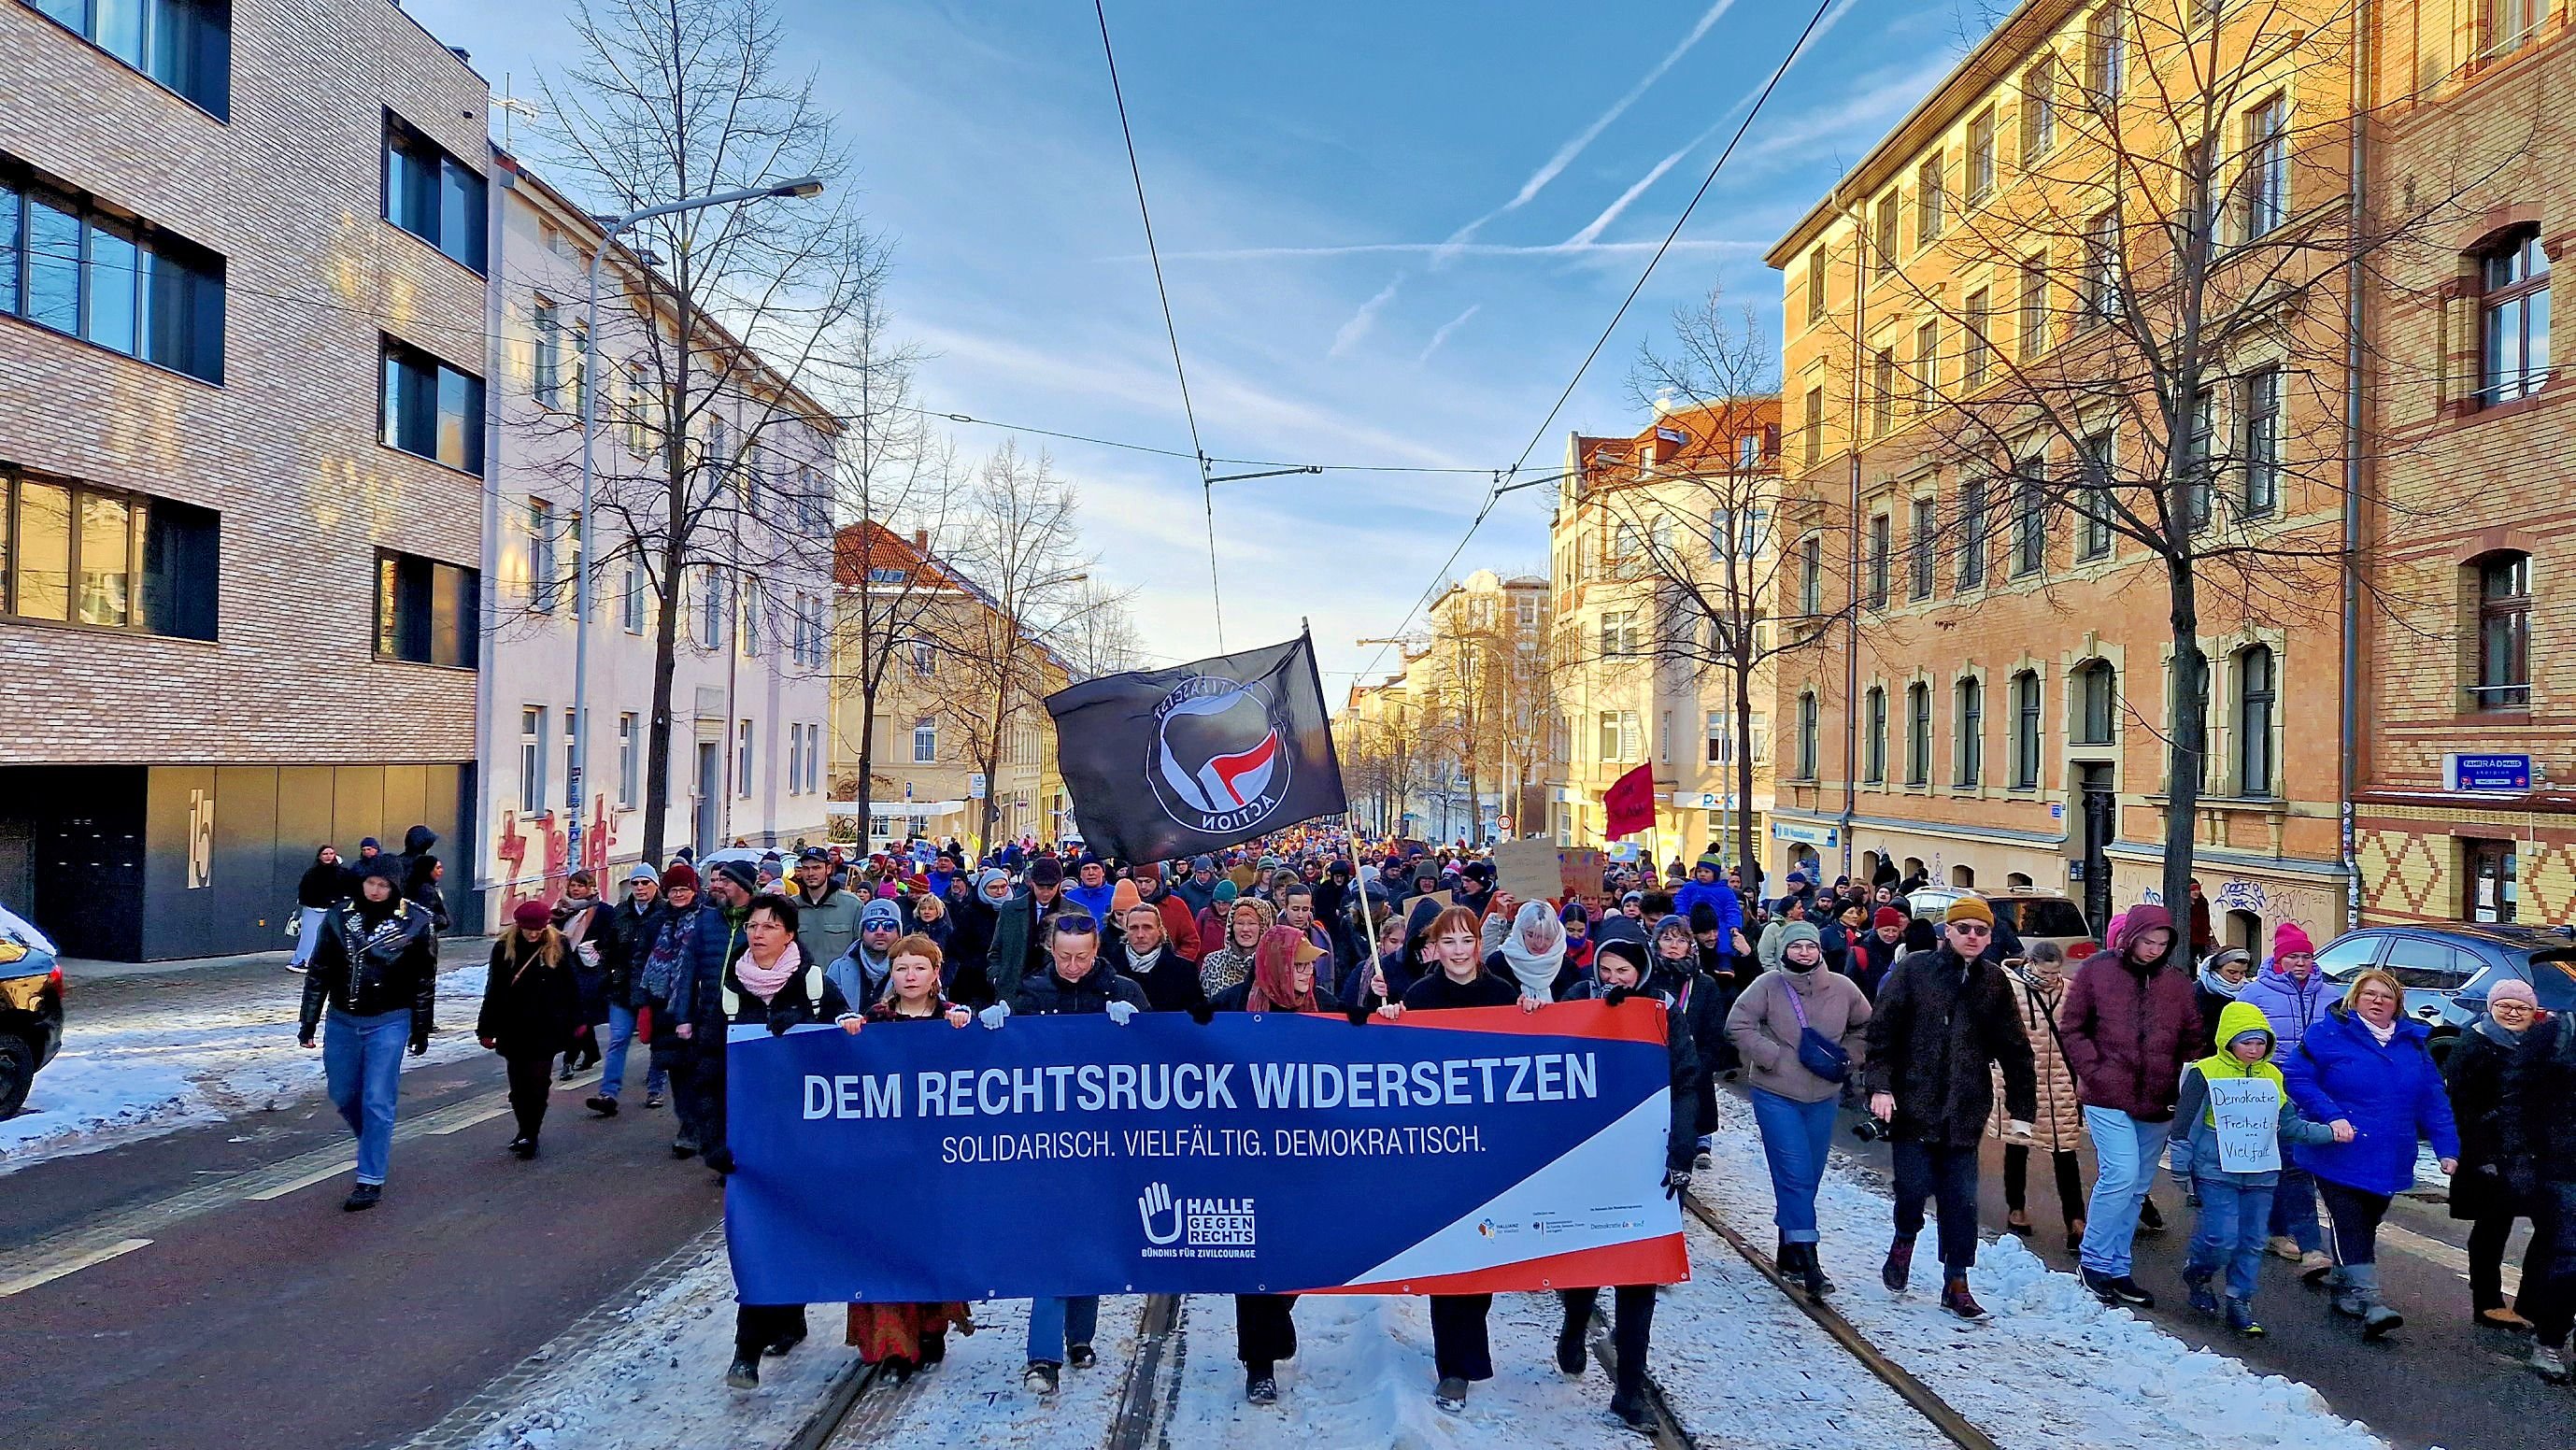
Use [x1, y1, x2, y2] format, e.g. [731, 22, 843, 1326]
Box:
[1487, 899, 1567, 1004]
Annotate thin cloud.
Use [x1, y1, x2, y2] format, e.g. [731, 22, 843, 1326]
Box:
[1416, 305, 1482, 364]
[1141, 238, 1768, 263]
[1331, 277, 1404, 357]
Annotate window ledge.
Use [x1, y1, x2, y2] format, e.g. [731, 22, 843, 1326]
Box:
[2440, 376, 2569, 427]
[371, 652, 478, 674]
[377, 441, 485, 478]
[1, 311, 224, 389]
[0, 614, 219, 646]
[2145, 792, 2285, 817]
[378, 217, 489, 278]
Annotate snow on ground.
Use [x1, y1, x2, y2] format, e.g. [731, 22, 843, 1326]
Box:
[822, 1295, 1143, 1448]
[1692, 1090, 2389, 1450]
[0, 964, 491, 1173]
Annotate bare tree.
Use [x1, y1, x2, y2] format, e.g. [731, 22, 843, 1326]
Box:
[526, 0, 881, 864]
[1052, 580, 1146, 682]
[1826, 0, 2496, 918]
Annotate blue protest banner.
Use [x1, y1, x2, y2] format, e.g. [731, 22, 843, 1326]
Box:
[720, 1002, 1686, 1304]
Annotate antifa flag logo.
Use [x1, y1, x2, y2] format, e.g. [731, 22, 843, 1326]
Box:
[1149, 677, 1292, 833]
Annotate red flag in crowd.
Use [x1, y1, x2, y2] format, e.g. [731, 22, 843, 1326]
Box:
[1603, 762, 1656, 840]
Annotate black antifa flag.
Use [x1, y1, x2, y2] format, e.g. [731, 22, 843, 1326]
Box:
[1044, 633, 1347, 864]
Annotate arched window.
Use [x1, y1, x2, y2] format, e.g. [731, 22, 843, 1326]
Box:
[1796, 691, 1819, 779]
[1860, 850, 1884, 884]
[1951, 863, 1977, 887]
[2478, 226, 2550, 406]
[1906, 682, 1933, 786]
[2473, 551, 2532, 710]
[1902, 856, 1927, 882]
[1863, 686, 1888, 784]
[2072, 659, 2116, 744]
[2235, 644, 2275, 797]
[1956, 676, 1985, 787]
[2226, 908, 2261, 953]
[2007, 871, 2034, 888]
[2011, 669, 2042, 788]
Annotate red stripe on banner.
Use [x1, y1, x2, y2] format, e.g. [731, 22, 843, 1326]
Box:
[1315, 1233, 1691, 1295]
[1375, 998, 1670, 1045]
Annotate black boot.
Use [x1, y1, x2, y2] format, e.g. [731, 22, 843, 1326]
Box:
[1556, 1316, 1587, 1375]
[725, 1356, 760, 1389]
[1881, 1235, 1915, 1293]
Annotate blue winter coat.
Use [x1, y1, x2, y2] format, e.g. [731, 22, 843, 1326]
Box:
[2280, 1004, 2461, 1196]
[1671, 879, 1743, 939]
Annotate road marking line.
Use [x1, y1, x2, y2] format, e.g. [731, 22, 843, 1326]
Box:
[2382, 1219, 2519, 1296]
[244, 1160, 357, 1201]
[0, 1238, 152, 1298]
[427, 1104, 510, 1135]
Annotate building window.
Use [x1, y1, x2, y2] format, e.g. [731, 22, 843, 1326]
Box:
[2479, 227, 2551, 406]
[534, 297, 562, 407]
[2014, 472, 2046, 576]
[787, 724, 803, 794]
[1600, 608, 1641, 658]
[2235, 644, 2275, 796]
[2088, 3, 2127, 97]
[562, 707, 576, 809]
[621, 559, 645, 633]
[912, 638, 935, 675]
[1968, 107, 1997, 201]
[699, 568, 725, 649]
[519, 705, 544, 813]
[1872, 348, 1896, 435]
[2077, 430, 2114, 559]
[381, 335, 484, 472]
[525, 498, 557, 611]
[1914, 319, 1940, 408]
[2018, 254, 2049, 359]
[2183, 388, 2215, 531]
[2012, 669, 2042, 788]
[740, 579, 761, 657]
[618, 712, 638, 806]
[1796, 691, 1819, 779]
[2073, 659, 2117, 744]
[1863, 686, 1887, 784]
[913, 715, 937, 763]
[2080, 211, 2119, 326]
[24, 0, 230, 116]
[2239, 95, 2288, 240]
[1866, 512, 1890, 608]
[2487, 0, 2543, 57]
[2473, 551, 2532, 709]
[373, 549, 477, 668]
[0, 160, 225, 382]
[1957, 474, 1989, 590]
[1963, 286, 1993, 387]
[737, 719, 754, 796]
[2020, 53, 2058, 162]
[1874, 192, 1900, 277]
[1800, 535, 1822, 615]
[0, 468, 218, 636]
[1802, 385, 1825, 465]
[1806, 247, 1827, 326]
[1906, 682, 1932, 786]
[1909, 495, 1935, 599]
[2242, 364, 2282, 517]
[382, 110, 487, 272]
[1916, 154, 1945, 243]
[1956, 675, 1985, 787]
[1705, 710, 1729, 765]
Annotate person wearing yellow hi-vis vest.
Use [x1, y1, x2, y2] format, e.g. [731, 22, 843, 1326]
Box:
[2167, 999, 2340, 1337]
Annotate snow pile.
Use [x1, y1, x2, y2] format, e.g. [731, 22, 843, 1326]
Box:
[1692, 1091, 2387, 1450]
[1, 965, 491, 1173]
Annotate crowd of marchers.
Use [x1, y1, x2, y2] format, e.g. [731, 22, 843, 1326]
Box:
[279, 826, 2576, 1435]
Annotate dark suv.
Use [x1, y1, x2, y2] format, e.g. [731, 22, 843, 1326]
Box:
[2313, 922, 2576, 1065]
[0, 900, 64, 1119]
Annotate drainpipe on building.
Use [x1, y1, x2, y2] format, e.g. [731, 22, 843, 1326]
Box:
[2338, 1, 2372, 931]
[1839, 181, 1864, 883]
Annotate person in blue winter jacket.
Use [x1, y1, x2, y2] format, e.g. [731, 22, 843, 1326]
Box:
[1672, 855, 1748, 954]
[2237, 921, 2335, 1276]
[2280, 967, 2461, 1338]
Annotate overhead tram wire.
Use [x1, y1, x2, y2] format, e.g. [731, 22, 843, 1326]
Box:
[884, 403, 1493, 476]
[1347, 0, 1843, 689]
[1094, 0, 1227, 647]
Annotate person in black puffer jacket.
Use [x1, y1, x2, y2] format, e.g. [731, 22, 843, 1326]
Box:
[297, 856, 440, 1212]
[551, 870, 619, 1078]
[479, 902, 582, 1158]
[2446, 980, 2542, 1334]
[290, 845, 347, 973]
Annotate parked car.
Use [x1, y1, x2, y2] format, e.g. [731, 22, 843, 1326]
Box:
[2313, 922, 2576, 1065]
[1900, 885, 2097, 960]
[0, 900, 65, 1119]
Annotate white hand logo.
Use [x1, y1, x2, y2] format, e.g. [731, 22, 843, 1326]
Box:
[1138, 1182, 1181, 1245]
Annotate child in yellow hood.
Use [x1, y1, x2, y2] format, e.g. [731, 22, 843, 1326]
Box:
[2168, 999, 2340, 1336]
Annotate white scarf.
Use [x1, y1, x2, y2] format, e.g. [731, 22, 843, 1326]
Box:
[1497, 900, 1566, 998]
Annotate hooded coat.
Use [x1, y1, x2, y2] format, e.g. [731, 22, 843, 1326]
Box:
[2282, 1003, 2461, 1196]
[393, 825, 446, 930]
[2168, 1001, 2335, 1186]
[2057, 904, 2197, 1121]
[296, 851, 349, 909]
[2236, 958, 2331, 1063]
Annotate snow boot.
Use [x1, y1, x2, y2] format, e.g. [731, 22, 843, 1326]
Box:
[342, 1182, 382, 1213]
[2531, 1343, 2571, 1384]
[725, 1357, 760, 1390]
[2184, 1271, 2220, 1317]
[1789, 1242, 1834, 1298]
[1940, 1274, 1990, 1321]
[2137, 1197, 2166, 1233]
[1066, 1342, 1097, 1370]
[1607, 1392, 1657, 1434]
[1881, 1235, 1915, 1293]
[1432, 1375, 1470, 1414]
[2226, 1299, 2266, 1337]
[1556, 1316, 1588, 1375]
[1024, 1361, 1060, 1395]
[1245, 1367, 1278, 1404]
[2335, 1265, 2403, 1337]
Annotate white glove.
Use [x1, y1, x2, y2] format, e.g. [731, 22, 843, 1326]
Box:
[2009, 1119, 2035, 1140]
[1105, 1000, 1137, 1026]
[978, 1002, 1011, 1031]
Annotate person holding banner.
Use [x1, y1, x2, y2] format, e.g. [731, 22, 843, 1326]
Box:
[1378, 905, 1536, 1414]
[989, 914, 1148, 1396]
[704, 892, 863, 1391]
[1199, 896, 1274, 999]
[842, 933, 976, 1382]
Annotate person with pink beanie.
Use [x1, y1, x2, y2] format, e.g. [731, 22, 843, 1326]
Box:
[2240, 920, 2335, 1274]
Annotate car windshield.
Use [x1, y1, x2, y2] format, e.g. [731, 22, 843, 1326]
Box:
[2008, 900, 2089, 938]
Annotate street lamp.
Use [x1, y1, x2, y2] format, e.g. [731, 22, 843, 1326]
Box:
[569, 178, 826, 860]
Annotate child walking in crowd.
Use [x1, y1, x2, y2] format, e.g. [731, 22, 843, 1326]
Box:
[2169, 1000, 2338, 1336]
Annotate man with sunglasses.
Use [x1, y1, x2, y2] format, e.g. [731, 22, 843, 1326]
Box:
[1861, 896, 2039, 1320]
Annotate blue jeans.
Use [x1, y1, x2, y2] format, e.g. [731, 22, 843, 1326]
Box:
[2185, 1175, 2277, 1301]
[323, 1006, 410, 1186]
[1027, 1295, 1100, 1366]
[1749, 1087, 1838, 1243]
[2268, 1161, 2322, 1253]
[599, 1003, 664, 1102]
[2080, 1106, 2169, 1276]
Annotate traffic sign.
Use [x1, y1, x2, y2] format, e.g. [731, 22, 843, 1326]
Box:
[2445, 752, 2533, 793]
[969, 773, 988, 800]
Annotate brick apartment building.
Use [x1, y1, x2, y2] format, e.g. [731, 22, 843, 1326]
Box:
[0, 0, 491, 958]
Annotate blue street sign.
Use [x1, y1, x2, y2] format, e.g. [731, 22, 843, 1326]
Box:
[2445, 752, 2533, 793]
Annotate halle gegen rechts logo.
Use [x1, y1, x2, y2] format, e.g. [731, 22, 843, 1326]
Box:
[1136, 1182, 1258, 1258]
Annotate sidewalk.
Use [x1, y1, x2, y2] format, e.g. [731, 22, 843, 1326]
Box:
[58, 932, 493, 986]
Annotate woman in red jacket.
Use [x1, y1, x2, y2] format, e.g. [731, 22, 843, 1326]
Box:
[2058, 903, 2197, 1309]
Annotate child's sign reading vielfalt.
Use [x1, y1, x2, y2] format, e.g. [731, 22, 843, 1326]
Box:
[2206, 1076, 2284, 1173]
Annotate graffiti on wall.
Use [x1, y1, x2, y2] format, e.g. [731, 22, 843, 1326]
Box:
[2137, 874, 2329, 948]
[496, 795, 616, 917]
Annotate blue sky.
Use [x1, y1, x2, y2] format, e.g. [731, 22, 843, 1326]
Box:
[411, 0, 1977, 689]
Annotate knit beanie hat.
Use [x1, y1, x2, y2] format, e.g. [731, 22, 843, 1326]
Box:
[512, 900, 550, 931]
[1943, 897, 1995, 927]
[1110, 880, 1142, 917]
[1778, 920, 1824, 953]
[710, 859, 759, 894]
[1873, 905, 1906, 930]
[2488, 978, 2540, 1009]
[660, 860, 699, 892]
[2272, 921, 2315, 959]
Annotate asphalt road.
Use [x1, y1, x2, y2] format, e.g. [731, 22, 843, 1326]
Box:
[0, 978, 721, 1450]
[1805, 1085, 2563, 1450]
